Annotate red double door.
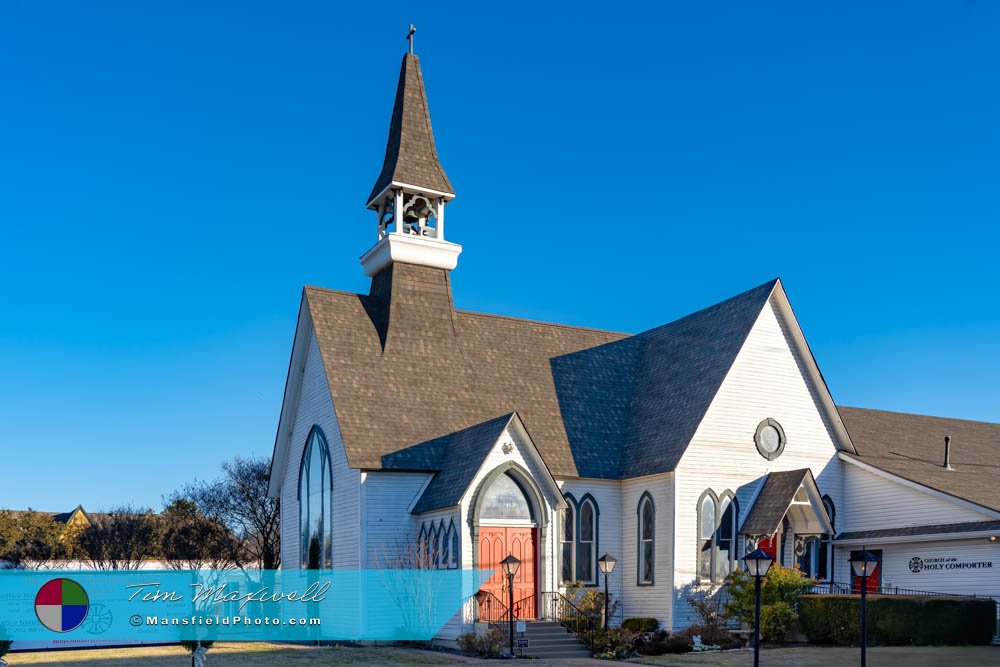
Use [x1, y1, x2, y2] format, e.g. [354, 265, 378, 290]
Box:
[478, 526, 537, 619]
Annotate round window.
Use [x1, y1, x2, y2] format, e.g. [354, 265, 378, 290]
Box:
[755, 419, 786, 460]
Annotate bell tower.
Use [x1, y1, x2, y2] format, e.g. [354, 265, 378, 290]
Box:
[360, 37, 461, 278]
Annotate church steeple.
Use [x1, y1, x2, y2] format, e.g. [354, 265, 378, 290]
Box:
[361, 39, 460, 278]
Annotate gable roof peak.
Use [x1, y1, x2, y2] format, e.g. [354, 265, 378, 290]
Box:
[367, 53, 454, 207]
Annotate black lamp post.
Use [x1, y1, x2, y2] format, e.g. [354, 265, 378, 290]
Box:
[500, 554, 521, 657]
[850, 549, 878, 667]
[597, 553, 618, 629]
[742, 548, 774, 667]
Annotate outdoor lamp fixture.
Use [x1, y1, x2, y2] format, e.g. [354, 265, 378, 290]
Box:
[500, 554, 521, 656]
[597, 553, 618, 629]
[850, 549, 879, 667]
[742, 548, 774, 667]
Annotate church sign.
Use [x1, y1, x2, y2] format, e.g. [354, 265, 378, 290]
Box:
[908, 555, 994, 574]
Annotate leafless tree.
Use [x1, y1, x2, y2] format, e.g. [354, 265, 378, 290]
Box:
[174, 456, 280, 570]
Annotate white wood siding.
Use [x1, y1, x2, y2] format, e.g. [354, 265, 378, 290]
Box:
[279, 331, 361, 570]
[834, 539, 1000, 598]
[619, 473, 674, 629]
[673, 296, 844, 629]
[361, 471, 434, 567]
[841, 464, 993, 533]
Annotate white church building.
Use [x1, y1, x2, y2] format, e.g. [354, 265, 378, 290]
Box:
[267, 48, 1000, 639]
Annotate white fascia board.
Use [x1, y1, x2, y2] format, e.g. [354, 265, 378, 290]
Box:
[359, 232, 462, 277]
[835, 531, 1000, 547]
[267, 297, 313, 498]
[770, 281, 858, 455]
[366, 181, 456, 209]
[839, 452, 1000, 519]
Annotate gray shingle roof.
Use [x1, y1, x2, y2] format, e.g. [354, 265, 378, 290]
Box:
[741, 469, 811, 535]
[381, 413, 514, 514]
[367, 54, 454, 206]
[839, 407, 1000, 514]
[837, 520, 1000, 541]
[553, 279, 778, 477]
[306, 267, 780, 480]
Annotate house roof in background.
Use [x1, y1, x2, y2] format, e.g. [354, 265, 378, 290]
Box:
[839, 407, 1000, 514]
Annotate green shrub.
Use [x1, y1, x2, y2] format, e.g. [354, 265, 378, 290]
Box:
[584, 627, 640, 658]
[677, 624, 742, 650]
[636, 630, 693, 655]
[621, 617, 659, 633]
[726, 565, 814, 625]
[760, 601, 797, 642]
[0, 640, 11, 659]
[457, 629, 506, 658]
[799, 595, 997, 646]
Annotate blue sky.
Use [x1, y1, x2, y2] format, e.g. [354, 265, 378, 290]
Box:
[1, 1, 997, 511]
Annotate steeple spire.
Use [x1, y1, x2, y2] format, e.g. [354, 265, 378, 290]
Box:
[361, 42, 461, 279]
[366, 51, 454, 209]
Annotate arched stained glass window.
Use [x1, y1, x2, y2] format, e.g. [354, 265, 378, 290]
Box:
[638, 493, 655, 585]
[698, 491, 717, 581]
[480, 473, 532, 521]
[298, 427, 333, 569]
[577, 499, 597, 584]
[561, 502, 575, 583]
[716, 493, 737, 580]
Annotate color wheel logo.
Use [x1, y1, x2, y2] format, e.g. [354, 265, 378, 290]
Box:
[35, 578, 90, 633]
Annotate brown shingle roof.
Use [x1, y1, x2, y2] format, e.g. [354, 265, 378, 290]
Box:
[839, 407, 1000, 514]
[367, 54, 454, 206]
[306, 266, 779, 479]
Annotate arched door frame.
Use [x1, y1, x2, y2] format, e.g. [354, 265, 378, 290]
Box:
[469, 461, 551, 607]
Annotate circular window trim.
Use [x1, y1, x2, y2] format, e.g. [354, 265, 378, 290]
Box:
[754, 418, 786, 461]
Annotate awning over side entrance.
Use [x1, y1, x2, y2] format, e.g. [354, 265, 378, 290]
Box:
[741, 468, 833, 539]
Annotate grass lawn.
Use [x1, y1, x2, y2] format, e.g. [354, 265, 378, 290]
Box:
[629, 645, 1000, 666]
[5, 643, 482, 667]
[6, 643, 1000, 666]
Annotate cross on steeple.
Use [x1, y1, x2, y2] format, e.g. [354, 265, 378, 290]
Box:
[407, 24, 416, 54]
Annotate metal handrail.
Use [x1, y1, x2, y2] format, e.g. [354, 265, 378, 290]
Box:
[539, 590, 597, 652]
[809, 582, 978, 598]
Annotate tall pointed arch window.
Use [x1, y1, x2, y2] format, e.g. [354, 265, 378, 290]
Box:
[561, 502, 575, 583]
[298, 426, 333, 569]
[697, 490, 717, 582]
[577, 497, 597, 584]
[638, 492, 655, 585]
[716, 492, 738, 580]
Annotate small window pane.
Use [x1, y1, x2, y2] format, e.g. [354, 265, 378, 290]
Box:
[580, 502, 594, 541]
[577, 543, 593, 582]
[641, 501, 653, 540]
[563, 506, 574, 541]
[700, 496, 716, 539]
[642, 542, 654, 582]
[562, 543, 574, 582]
[480, 473, 531, 521]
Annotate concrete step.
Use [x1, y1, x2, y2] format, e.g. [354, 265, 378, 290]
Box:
[520, 620, 591, 659]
